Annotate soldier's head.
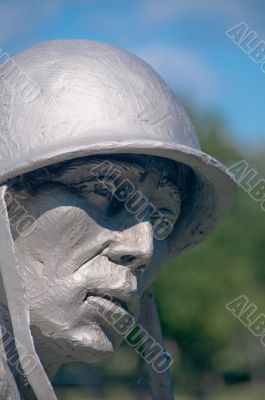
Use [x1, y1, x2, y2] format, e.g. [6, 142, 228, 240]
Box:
[0, 39, 235, 398]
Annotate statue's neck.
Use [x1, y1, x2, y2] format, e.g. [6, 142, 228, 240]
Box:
[0, 303, 23, 398]
[0, 304, 44, 399]
[0, 303, 18, 376]
[0, 304, 62, 399]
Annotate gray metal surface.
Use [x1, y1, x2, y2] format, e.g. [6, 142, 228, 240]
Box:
[0, 39, 236, 257]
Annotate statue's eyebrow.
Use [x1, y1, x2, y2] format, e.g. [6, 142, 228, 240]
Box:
[50, 158, 145, 185]
[87, 159, 145, 180]
[157, 176, 181, 210]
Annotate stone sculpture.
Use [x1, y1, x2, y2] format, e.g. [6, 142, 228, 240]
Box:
[0, 40, 236, 399]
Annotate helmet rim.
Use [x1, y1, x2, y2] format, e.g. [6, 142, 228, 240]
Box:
[1, 138, 236, 257]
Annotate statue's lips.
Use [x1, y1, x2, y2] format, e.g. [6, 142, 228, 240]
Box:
[83, 290, 131, 314]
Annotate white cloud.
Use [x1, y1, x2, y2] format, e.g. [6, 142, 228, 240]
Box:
[134, 43, 220, 107]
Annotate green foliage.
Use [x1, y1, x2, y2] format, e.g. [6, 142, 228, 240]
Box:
[154, 106, 265, 389]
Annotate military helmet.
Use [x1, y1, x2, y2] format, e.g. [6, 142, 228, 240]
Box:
[0, 39, 235, 254]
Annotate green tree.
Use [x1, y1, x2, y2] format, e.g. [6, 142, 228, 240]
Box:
[154, 107, 265, 397]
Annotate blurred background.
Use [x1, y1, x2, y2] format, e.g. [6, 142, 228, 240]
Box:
[1, 1, 265, 399]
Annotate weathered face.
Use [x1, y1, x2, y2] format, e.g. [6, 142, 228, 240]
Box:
[11, 155, 182, 366]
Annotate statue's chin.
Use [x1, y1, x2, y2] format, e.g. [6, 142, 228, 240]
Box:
[66, 325, 118, 363]
[33, 323, 121, 366]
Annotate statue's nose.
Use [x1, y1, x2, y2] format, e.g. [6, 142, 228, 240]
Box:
[106, 221, 153, 272]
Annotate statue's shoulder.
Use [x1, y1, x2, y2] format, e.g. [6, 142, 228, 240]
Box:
[0, 354, 20, 399]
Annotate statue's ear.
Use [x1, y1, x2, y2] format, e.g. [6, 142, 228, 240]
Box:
[138, 288, 174, 400]
[0, 185, 57, 400]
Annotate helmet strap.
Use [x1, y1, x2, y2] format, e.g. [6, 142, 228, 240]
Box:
[0, 185, 57, 400]
[139, 288, 174, 399]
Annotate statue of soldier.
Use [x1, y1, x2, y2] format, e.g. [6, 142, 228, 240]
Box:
[0, 40, 236, 399]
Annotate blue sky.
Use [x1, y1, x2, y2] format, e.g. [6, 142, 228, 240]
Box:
[1, 0, 264, 147]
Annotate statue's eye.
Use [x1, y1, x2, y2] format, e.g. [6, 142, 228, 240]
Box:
[93, 181, 125, 215]
[153, 218, 174, 240]
[114, 184, 133, 201]
[94, 182, 114, 199]
[149, 209, 176, 240]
